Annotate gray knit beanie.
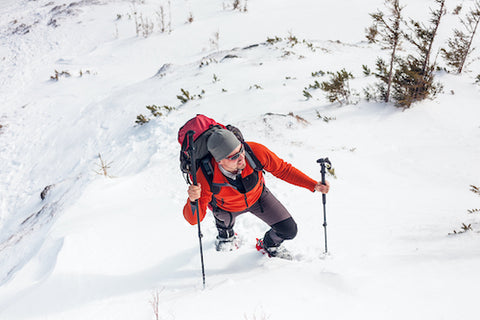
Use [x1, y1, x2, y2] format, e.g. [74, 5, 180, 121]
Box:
[207, 129, 241, 161]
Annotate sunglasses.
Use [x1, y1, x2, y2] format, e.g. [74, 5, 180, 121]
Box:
[226, 145, 245, 161]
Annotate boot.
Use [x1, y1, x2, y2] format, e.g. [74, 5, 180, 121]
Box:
[215, 234, 241, 252]
[256, 238, 293, 260]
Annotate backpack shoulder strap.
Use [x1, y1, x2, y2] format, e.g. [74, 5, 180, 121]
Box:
[198, 156, 222, 195]
[243, 142, 264, 172]
[198, 156, 223, 211]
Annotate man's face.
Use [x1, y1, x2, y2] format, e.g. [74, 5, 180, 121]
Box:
[218, 144, 246, 172]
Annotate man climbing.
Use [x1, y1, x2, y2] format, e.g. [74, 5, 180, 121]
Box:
[183, 128, 330, 258]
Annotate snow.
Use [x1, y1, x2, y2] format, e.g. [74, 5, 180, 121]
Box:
[1, 0, 480, 319]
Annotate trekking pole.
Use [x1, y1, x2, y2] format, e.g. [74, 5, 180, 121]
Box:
[186, 130, 206, 289]
[316, 157, 331, 254]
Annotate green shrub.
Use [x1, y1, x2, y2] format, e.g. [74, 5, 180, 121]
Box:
[320, 69, 355, 105]
[136, 105, 175, 125]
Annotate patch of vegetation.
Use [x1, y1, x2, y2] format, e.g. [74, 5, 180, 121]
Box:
[304, 68, 358, 105]
[265, 34, 317, 52]
[50, 70, 71, 81]
[365, 0, 403, 103]
[319, 69, 357, 105]
[177, 89, 204, 104]
[315, 111, 336, 123]
[450, 184, 480, 234]
[79, 69, 93, 77]
[136, 105, 176, 125]
[130, 1, 172, 38]
[50, 69, 95, 81]
[286, 33, 299, 47]
[450, 223, 473, 234]
[249, 84, 263, 90]
[266, 36, 282, 45]
[312, 70, 326, 77]
[441, 0, 480, 74]
[468, 184, 480, 214]
[232, 0, 248, 12]
[199, 57, 218, 68]
[94, 153, 113, 178]
[9, 19, 31, 35]
[365, 0, 446, 108]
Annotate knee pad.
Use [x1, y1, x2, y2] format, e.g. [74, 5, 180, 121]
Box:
[272, 217, 298, 240]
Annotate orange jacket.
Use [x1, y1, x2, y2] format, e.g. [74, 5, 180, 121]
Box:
[182, 142, 317, 225]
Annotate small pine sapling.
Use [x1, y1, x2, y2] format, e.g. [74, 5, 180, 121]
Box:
[94, 153, 113, 178]
[392, 0, 446, 108]
[366, 0, 404, 102]
[315, 111, 336, 123]
[135, 114, 150, 125]
[136, 105, 175, 125]
[249, 84, 263, 90]
[450, 223, 473, 234]
[320, 69, 355, 105]
[441, 0, 480, 73]
[468, 184, 480, 213]
[50, 70, 71, 81]
[177, 88, 204, 104]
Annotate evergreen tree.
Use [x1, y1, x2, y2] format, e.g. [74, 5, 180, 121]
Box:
[441, 0, 480, 73]
[366, 0, 404, 102]
[392, 0, 445, 108]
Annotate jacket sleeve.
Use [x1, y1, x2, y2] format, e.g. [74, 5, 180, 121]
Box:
[182, 168, 212, 225]
[249, 142, 317, 192]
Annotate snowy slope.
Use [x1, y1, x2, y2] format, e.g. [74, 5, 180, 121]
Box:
[1, 0, 480, 319]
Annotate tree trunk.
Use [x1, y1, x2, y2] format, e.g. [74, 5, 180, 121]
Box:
[459, 14, 480, 73]
[386, 39, 398, 102]
[422, 0, 445, 74]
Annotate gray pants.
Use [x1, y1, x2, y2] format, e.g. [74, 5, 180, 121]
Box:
[213, 187, 297, 247]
